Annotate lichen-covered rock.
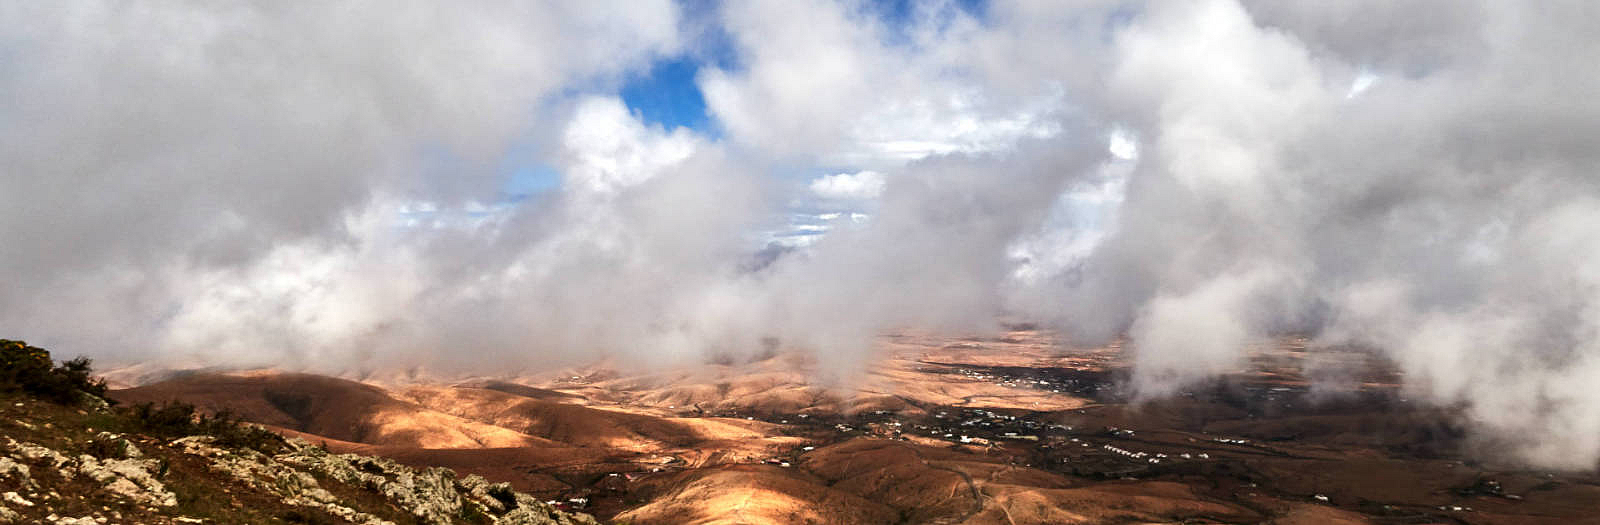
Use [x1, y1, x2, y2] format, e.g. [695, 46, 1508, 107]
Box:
[77, 393, 112, 413]
[92, 432, 141, 459]
[171, 435, 394, 525]
[75, 454, 176, 507]
[503, 493, 601, 525]
[0, 492, 31, 508]
[99, 436, 596, 525]
[4, 438, 70, 470]
[279, 446, 461, 524]
[48, 516, 98, 525]
[275, 438, 598, 525]
[458, 474, 513, 513]
[384, 467, 464, 524]
[170, 435, 223, 457]
[0, 458, 30, 487]
[498, 499, 602, 525]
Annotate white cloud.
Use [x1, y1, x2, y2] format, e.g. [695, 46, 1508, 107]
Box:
[808, 170, 886, 201]
[1107, 128, 1140, 160]
[1346, 70, 1379, 98]
[0, 1, 684, 362]
[561, 97, 699, 195]
[700, 0, 1067, 168]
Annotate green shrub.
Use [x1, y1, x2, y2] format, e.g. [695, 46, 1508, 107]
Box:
[0, 339, 109, 404]
[125, 401, 288, 454]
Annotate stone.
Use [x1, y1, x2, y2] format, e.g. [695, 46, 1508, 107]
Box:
[0, 492, 31, 507]
[74, 455, 177, 507]
[0, 458, 30, 485]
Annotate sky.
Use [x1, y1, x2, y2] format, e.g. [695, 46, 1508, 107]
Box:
[3, 0, 1600, 469]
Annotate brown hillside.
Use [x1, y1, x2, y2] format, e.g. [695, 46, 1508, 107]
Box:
[111, 372, 550, 449]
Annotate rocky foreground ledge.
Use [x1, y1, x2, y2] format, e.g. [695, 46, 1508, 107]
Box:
[0, 397, 598, 525]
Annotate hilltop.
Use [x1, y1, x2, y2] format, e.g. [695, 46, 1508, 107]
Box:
[0, 340, 599, 525]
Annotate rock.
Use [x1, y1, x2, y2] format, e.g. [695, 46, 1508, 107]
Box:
[170, 435, 222, 456]
[0, 458, 30, 485]
[92, 432, 141, 459]
[289, 450, 464, 525]
[50, 517, 98, 525]
[276, 438, 600, 525]
[178, 436, 394, 525]
[77, 393, 112, 413]
[499, 502, 602, 525]
[458, 474, 511, 513]
[74, 455, 177, 507]
[0, 505, 17, 523]
[159, 436, 598, 525]
[504, 494, 601, 525]
[4, 438, 70, 470]
[0, 492, 31, 507]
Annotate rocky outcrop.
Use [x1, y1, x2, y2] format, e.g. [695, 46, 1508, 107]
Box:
[0, 457, 29, 486]
[172, 435, 598, 525]
[2, 437, 176, 509]
[1, 428, 597, 525]
[173, 435, 394, 525]
[73, 453, 177, 508]
[277, 438, 599, 525]
[4, 437, 69, 469]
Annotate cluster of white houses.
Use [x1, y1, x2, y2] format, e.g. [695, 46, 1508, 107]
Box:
[1098, 444, 1210, 464]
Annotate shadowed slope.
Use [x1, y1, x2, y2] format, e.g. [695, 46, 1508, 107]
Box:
[111, 372, 552, 448]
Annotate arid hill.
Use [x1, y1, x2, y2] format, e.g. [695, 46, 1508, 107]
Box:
[106, 331, 1600, 524]
[0, 339, 598, 525]
[113, 372, 552, 449]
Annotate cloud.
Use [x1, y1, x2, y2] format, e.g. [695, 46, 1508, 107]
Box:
[809, 171, 886, 201]
[699, 0, 1066, 168]
[1045, 0, 1600, 469]
[0, 1, 683, 361]
[562, 97, 699, 195]
[4, 0, 1600, 470]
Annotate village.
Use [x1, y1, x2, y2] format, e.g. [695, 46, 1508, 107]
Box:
[522, 352, 1551, 523]
[690, 361, 1311, 484]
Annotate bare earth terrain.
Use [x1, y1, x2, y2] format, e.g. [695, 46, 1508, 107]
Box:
[110, 330, 1600, 524]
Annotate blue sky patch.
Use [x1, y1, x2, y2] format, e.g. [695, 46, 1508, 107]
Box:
[679, 0, 742, 71]
[621, 57, 713, 134]
[871, 0, 989, 44]
[503, 163, 562, 201]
